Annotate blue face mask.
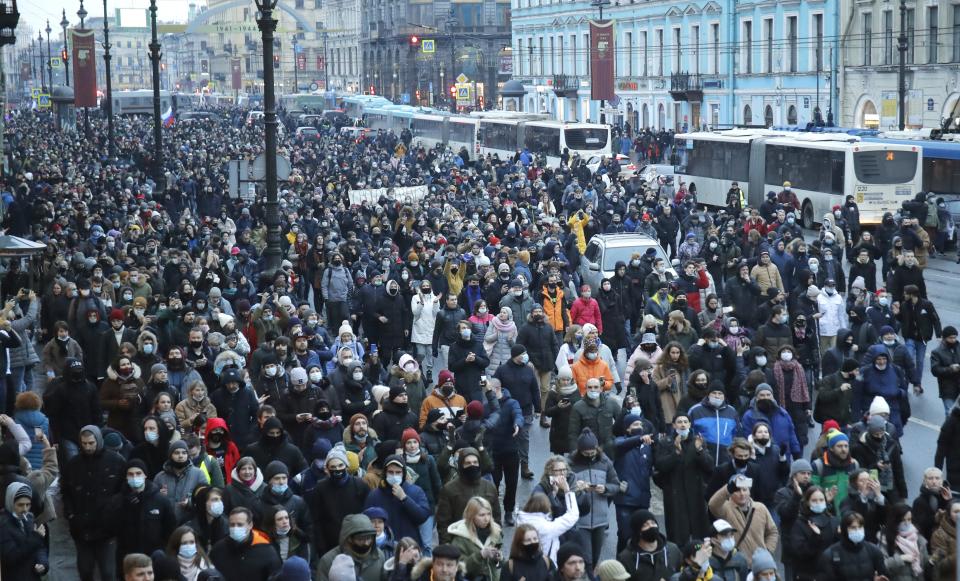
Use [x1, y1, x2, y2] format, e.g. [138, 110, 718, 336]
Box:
[144, 431, 159, 443]
[127, 476, 145, 489]
[677, 428, 690, 438]
[810, 502, 827, 514]
[272, 483, 288, 495]
[848, 528, 865, 544]
[229, 526, 249, 542]
[179, 543, 198, 558]
[386, 474, 403, 487]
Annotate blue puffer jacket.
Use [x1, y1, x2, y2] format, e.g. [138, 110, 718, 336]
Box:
[856, 344, 909, 437]
[487, 389, 523, 454]
[741, 400, 802, 460]
[688, 398, 740, 467]
[613, 434, 653, 508]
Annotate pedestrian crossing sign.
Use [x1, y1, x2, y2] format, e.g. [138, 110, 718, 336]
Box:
[37, 94, 51, 108]
[457, 87, 470, 100]
[422, 39, 435, 53]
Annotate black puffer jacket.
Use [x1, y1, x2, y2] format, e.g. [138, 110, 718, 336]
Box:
[817, 535, 886, 581]
[112, 479, 177, 559]
[60, 427, 126, 541]
[517, 318, 560, 373]
[370, 400, 418, 443]
[931, 339, 960, 402]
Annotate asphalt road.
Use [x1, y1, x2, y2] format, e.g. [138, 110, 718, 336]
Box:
[502, 250, 960, 562]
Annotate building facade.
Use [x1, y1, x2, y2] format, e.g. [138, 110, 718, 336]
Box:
[510, 0, 839, 130]
[840, 1, 960, 130]
[360, 0, 512, 108]
[320, 0, 361, 93]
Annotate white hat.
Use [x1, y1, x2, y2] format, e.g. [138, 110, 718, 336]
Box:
[869, 396, 891, 416]
[713, 519, 736, 534]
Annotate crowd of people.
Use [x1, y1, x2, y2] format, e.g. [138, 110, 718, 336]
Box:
[0, 105, 955, 581]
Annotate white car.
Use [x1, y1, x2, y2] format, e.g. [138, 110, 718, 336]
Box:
[636, 163, 676, 184]
[586, 153, 635, 175]
[578, 233, 677, 293]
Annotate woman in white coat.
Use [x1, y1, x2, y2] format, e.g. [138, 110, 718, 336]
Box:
[516, 476, 580, 565]
[411, 282, 440, 382]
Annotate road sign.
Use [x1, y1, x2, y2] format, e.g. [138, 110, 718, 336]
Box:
[37, 94, 51, 108]
[456, 84, 471, 106]
[456, 73, 468, 84]
[421, 39, 435, 54]
[401, 93, 410, 104]
[250, 153, 292, 181]
[50, 57, 62, 68]
[31, 88, 40, 98]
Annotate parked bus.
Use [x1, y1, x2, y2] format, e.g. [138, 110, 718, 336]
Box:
[111, 90, 172, 116]
[675, 130, 923, 226]
[476, 114, 612, 167]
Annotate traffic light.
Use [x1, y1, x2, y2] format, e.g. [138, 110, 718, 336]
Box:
[409, 36, 419, 47]
[60, 49, 67, 62]
[449, 85, 456, 97]
[273, 54, 280, 68]
[160, 62, 166, 71]
[415, 89, 421, 101]
[369, 85, 375, 95]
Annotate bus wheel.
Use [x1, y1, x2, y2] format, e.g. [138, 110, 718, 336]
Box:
[801, 201, 815, 230]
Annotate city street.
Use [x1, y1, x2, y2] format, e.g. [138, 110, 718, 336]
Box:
[504, 251, 960, 561]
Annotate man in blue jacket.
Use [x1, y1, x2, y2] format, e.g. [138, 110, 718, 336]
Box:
[613, 412, 655, 552]
[492, 344, 541, 479]
[740, 384, 801, 461]
[688, 387, 741, 468]
[485, 378, 523, 526]
[855, 345, 909, 437]
[362, 455, 431, 548]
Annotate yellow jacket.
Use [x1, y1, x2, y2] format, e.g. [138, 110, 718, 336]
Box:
[567, 213, 591, 254]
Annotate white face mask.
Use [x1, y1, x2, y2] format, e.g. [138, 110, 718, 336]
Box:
[309, 371, 322, 382]
[780, 351, 794, 362]
[352, 370, 364, 380]
[755, 356, 767, 367]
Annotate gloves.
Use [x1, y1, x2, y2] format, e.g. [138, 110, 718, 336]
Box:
[727, 479, 739, 494]
[615, 382, 623, 395]
[432, 347, 439, 358]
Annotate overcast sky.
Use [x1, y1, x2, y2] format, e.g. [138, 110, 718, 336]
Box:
[19, 0, 198, 33]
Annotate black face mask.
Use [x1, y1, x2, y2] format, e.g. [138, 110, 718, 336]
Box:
[350, 540, 373, 555]
[317, 410, 332, 420]
[733, 458, 750, 469]
[757, 399, 777, 414]
[329, 468, 347, 481]
[461, 464, 482, 482]
[523, 543, 540, 557]
[639, 527, 660, 543]
[190, 340, 203, 349]
[68, 369, 85, 382]
[171, 459, 190, 470]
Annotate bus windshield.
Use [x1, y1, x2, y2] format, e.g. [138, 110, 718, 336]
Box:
[565, 128, 608, 150]
[854, 150, 919, 184]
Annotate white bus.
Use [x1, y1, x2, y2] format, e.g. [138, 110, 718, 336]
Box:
[112, 90, 172, 116]
[343, 95, 392, 120]
[675, 130, 922, 227]
[476, 115, 613, 167]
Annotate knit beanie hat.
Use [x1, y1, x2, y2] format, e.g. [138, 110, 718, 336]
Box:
[577, 428, 599, 451]
[751, 549, 777, 575]
[826, 430, 849, 449]
[789, 458, 813, 478]
[869, 396, 891, 416]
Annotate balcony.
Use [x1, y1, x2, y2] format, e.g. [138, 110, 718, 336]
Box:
[552, 74, 580, 97]
[669, 72, 703, 102]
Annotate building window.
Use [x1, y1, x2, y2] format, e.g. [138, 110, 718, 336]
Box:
[295, 0, 304, 8]
[744, 104, 752, 124]
[641, 31, 648, 76]
[584, 32, 590, 75]
[672, 27, 681, 73]
[550, 36, 555, 75]
[884, 11, 893, 64]
[711, 23, 719, 74]
[764, 105, 774, 127]
[527, 37, 534, 76]
[571, 34, 576, 76]
[743, 20, 752, 74]
[929, 7, 939, 63]
[692, 25, 700, 74]
[863, 13, 872, 65]
[763, 18, 773, 73]
[656, 29, 664, 75]
[906, 8, 915, 63]
[787, 105, 797, 125]
[788, 16, 798, 72]
[559, 35, 564, 74]
[538, 36, 544, 75]
[625, 31, 632, 76]
[814, 14, 824, 70]
[954, 6, 960, 62]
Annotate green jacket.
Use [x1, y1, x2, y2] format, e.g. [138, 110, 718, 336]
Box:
[814, 372, 856, 426]
[317, 514, 386, 581]
[448, 519, 503, 581]
[811, 451, 860, 512]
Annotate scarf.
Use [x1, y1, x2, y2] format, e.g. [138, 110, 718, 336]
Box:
[794, 327, 806, 340]
[895, 525, 923, 576]
[177, 554, 202, 581]
[491, 316, 517, 335]
[773, 360, 809, 404]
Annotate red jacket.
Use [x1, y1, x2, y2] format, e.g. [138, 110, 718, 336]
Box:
[205, 417, 240, 484]
[570, 297, 603, 333]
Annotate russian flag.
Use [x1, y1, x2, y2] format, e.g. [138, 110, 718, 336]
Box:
[161, 106, 174, 127]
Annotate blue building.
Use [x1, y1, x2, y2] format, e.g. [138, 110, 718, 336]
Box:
[509, 0, 839, 130]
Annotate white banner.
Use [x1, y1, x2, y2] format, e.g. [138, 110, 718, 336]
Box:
[348, 185, 429, 206]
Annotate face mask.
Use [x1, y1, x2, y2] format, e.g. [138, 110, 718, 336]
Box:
[229, 526, 248, 542]
[810, 264, 819, 273]
[656, 265, 666, 274]
[309, 371, 323, 382]
[265, 366, 277, 378]
[755, 356, 767, 367]
[639, 526, 660, 542]
[520, 353, 529, 364]
[586, 352, 598, 360]
[179, 543, 198, 558]
[848, 529, 865, 544]
[720, 537, 736, 552]
[461, 464, 482, 482]
[825, 287, 836, 295]
[582, 292, 591, 299]
[709, 396, 724, 407]
[272, 484, 288, 495]
[386, 474, 403, 486]
[128, 476, 145, 489]
[810, 502, 827, 514]
[352, 370, 364, 381]
[879, 297, 890, 307]
[780, 351, 794, 362]
[144, 431, 159, 443]
[586, 390, 600, 400]
[341, 357, 354, 366]
[708, 341, 719, 349]
[512, 290, 523, 297]
[460, 329, 472, 340]
[729, 326, 740, 334]
[677, 428, 690, 438]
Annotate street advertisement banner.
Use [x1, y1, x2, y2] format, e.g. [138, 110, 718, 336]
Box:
[348, 185, 428, 206]
[590, 20, 615, 101]
[72, 29, 98, 107]
[231, 58, 242, 91]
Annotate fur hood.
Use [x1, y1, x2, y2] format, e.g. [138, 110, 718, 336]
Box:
[136, 330, 158, 350]
[447, 519, 502, 549]
[106, 361, 142, 381]
[214, 350, 245, 375]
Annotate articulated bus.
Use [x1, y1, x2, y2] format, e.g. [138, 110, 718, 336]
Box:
[343, 95, 393, 120]
[476, 114, 612, 166]
[112, 90, 173, 116]
[674, 130, 922, 226]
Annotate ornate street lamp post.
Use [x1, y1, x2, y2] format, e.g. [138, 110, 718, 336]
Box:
[148, 0, 163, 186]
[254, 0, 282, 273]
[60, 10, 70, 86]
[102, 0, 115, 157]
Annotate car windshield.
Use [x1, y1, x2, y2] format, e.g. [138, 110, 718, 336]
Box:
[602, 243, 667, 271]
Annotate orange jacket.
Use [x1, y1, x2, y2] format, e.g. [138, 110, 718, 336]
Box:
[570, 354, 614, 395]
[540, 287, 570, 333]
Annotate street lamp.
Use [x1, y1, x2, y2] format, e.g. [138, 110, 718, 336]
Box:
[148, 0, 163, 187]
[897, 0, 907, 130]
[78, 0, 90, 137]
[60, 10, 69, 87]
[291, 36, 298, 94]
[254, 0, 282, 273]
[102, 0, 115, 158]
[45, 20, 52, 89]
[37, 30, 45, 91]
[77, 0, 86, 28]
